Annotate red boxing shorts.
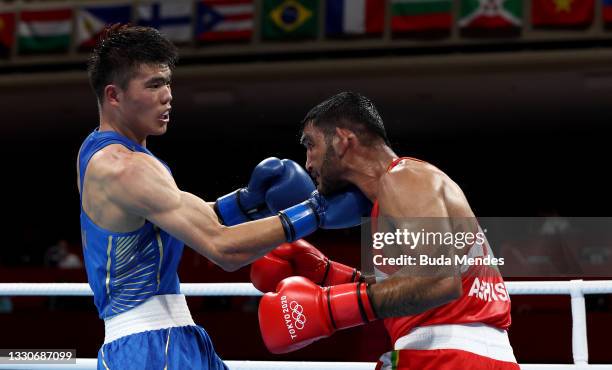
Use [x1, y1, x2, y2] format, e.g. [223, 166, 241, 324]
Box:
[376, 323, 519, 370]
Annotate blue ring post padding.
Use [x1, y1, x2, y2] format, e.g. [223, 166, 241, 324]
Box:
[215, 190, 251, 226]
[279, 202, 318, 241]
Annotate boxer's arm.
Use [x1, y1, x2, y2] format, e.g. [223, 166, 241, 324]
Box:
[367, 168, 464, 318]
[106, 151, 286, 271]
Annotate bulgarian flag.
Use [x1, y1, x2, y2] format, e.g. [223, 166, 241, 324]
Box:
[459, 0, 522, 29]
[391, 0, 452, 32]
[19, 8, 72, 53]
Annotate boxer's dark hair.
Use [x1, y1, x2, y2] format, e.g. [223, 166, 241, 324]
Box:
[87, 24, 178, 103]
[301, 91, 390, 146]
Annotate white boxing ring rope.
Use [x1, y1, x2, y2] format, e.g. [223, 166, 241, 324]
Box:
[0, 280, 611, 370]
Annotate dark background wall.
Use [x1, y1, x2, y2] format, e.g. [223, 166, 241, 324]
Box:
[0, 48, 611, 363]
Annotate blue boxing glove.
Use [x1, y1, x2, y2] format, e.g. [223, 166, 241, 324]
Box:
[215, 158, 315, 226]
[277, 186, 372, 242]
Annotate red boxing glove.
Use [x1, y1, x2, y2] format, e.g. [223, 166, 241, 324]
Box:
[258, 276, 377, 354]
[250, 239, 362, 293]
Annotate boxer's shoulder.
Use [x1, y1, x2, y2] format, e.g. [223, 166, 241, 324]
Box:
[389, 158, 445, 178]
[380, 159, 447, 195]
[377, 159, 460, 217]
[81, 144, 148, 231]
[88, 144, 166, 184]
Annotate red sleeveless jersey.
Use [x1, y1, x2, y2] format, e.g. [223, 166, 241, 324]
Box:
[371, 157, 512, 344]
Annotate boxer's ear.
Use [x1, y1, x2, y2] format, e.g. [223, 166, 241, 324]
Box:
[104, 84, 121, 107]
[333, 127, 356, 159]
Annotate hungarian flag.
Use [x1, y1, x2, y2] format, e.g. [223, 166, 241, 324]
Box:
[196, 0, 254, 42]
[0, 12, 15, 55]
[391, 0, 452, 33]
[261, 0, 318, 40]
[326, 0, 384, 37]
[18, 8, 72, 54]
[137, 1, 193, 43]
[459, 0, 522, 29]
[532, 0, 594, 27]
[603, 0, 612, 23]
[77, 5, 131, 49]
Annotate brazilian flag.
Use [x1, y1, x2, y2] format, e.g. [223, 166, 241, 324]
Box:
[262, 0, 318, 40]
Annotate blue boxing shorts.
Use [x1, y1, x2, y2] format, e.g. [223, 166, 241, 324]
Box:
[97, 295, 228, 370]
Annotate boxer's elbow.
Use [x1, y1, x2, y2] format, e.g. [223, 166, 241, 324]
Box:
[204, 231, 246, 272]
[215, 255, 242, 272]
[202, 244, 243, 272]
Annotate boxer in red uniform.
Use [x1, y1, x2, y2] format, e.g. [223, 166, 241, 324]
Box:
[254, 91, 519, 369]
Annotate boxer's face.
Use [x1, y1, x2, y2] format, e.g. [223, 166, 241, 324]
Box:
[302, 123, 349, 195]
[116, 63, 172, 136]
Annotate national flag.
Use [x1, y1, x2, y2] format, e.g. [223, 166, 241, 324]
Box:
[77, 5, 131, 49]
[196, 0, 254, 42]
[531, 0, 594, 27]
[603, 0, 612, 23]
[459, 0, 522, 29]
[0, 12, 15, 55]
[326, 0, 384, 37]
[18, 8, 72, 54]
[137, 1, 192, 43]
[262, 0, 318, 40]
[391, 0, 452, 33]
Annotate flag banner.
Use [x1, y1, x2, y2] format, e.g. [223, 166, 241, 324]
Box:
[77, 5, 131, 49]
[326, 0, 384, 37]
[602, 0, 612, 23]
[18, 8, 72, 54]
[531, 0, 594, 27]
[391, 0, 452, 33]
[459, 0, 522, 29]
[196, 0, 254, 42]
[0, 12, 15, 56]
[138, 1, 192, 43]
[261, 0, 318, 40]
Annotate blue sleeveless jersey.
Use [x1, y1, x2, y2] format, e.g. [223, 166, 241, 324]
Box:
[78, 129, 184, 320]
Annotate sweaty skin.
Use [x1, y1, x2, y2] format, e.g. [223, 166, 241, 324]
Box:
[301, 122, 476, 318]
[78, 64, 286, 272]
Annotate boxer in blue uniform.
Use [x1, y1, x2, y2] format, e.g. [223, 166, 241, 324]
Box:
[78, 25, 372, 369]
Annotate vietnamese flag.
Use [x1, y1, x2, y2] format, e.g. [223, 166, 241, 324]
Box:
[532, 0, 594, 27]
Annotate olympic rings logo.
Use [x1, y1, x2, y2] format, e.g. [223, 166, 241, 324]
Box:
[290, 301, 306, 330]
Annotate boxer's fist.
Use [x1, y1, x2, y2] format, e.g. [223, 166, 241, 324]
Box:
[265, 160, 315, 214]
[258, 277, 376, 354]
[277, 186, 372, 241]
[215, 158, 314, 225]
[250, 239, 361, 293]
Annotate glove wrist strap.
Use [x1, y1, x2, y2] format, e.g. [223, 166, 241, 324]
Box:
[325, 261, 362, 286]
[278, 202, 319, 242]
[327, 282, 377, 331]
[215, 189, 250, 226]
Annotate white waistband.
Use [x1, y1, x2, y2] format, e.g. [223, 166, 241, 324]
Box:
[104, 294, 195, 344]
[394, 323, 517, 363]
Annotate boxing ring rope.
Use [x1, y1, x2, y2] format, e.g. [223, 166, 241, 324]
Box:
[1, 280, 611, 370]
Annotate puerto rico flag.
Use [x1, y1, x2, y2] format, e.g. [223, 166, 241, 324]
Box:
[196, 0, 254, 41]
[326, 0, 384, 36]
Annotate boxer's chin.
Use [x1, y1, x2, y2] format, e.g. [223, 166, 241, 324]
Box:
[319, 178, 349, 196]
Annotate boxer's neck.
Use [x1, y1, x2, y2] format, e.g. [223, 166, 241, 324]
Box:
[99, 112, 147, 147]
[343, 143, 396, 202]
